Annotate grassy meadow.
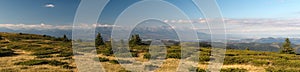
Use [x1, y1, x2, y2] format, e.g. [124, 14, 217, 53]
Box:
[1, 32, 300, 72]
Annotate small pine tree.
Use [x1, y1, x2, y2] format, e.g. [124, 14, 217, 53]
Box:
[281, 38, 295, 54]
[246, 47, 250, 51]
[129, 34, 142, 47]
[95, 32, 105, 47]
[63, 34, 69, 42]
[0, 35, 2, 40]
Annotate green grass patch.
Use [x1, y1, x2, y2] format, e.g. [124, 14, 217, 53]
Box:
[14, 60, 67, 66]
[0, 48, 16, 57]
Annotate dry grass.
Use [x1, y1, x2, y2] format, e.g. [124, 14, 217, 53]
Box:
[222, 64, 265, 72]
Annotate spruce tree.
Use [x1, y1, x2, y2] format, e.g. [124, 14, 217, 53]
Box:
[0, 35, 2, 40]
[281, 38, 295, 54]
[129, 34, 142, 46]
[63, 34, 69, 42]
[246, 47, 250, 51]
[95, 32, 105, 47]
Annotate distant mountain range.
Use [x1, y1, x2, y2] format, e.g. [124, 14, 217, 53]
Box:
[0, 26, 210, 41]
[228, 37, 300, 44]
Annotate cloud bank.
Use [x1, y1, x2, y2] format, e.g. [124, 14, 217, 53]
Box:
[1, 18, 300, 36]
[0, 23, 117, 30]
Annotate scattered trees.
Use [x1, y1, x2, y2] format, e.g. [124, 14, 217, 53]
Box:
[280, 38, 295, 54]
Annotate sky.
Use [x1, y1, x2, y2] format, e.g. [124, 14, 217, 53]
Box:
[0, 0, 300, 38]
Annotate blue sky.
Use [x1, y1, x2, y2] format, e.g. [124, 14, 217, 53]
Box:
[1, 0, 300, 24]
[218, 0, 300, 18]
[0, 0, 300, 38]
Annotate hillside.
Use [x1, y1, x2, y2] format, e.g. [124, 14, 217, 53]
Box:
[1, 32, 300, 72]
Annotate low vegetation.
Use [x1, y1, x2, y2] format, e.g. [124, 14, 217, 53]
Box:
[0, 48, 16, 57]
[14, 60, 67, 66]
[1, 32, 300, 72]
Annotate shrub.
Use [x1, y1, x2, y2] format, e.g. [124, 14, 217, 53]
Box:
[225, 54, 238, 56]
[196, 68, 206, 72]
[273, 60, 300, 67]
[118, 68, 131, 72]
[223, 57, 252, 64]
[220, 68, 247, 72]
[32, 50, 60, 55]
[48, 60, 68, 66]
[109, 60, 119, 64]
[57, 52, 73, 57]
[199, 56, 210, 62]
[14, 60, 67, 66]
[252, 60, 269, 66]
[97, 48, 113, 56]
[188, 67, 206, 72]
[265, 67, 299, 72]
[14, 60, 49, 66]
[143, 53, 151, 59]
[62, 65, 76, 69]
[109, 60, 132, 64]
[167, 53, 181, 59]
[7, 45, 21, 49]
[0, 68, 19, 72]
[131, 51, 138, 57]
[36, 55, 53, 58]
[0, 49, 16, 57]
[93, 57, 109, 62]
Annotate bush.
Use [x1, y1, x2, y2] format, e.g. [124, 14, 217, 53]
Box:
[36, 55, 53, 58]
[7, 45, 21, 49]
[109, 60, 132, 64]
[93, 57, 109, 62]
[14, 60, 49, 66]
[48, 60, 68, 66]
[273, 60, 300, 67]
[0, 68, 19, 72]
[0, 49, 16, 57]
[109, 60, 119, 64]
[144, 53, 151, 59]
[265, 67, 299, 72]
[118, 68, 131, 72]
[188, 67, 208, 72]
[14, 60, 67, 66]
[131, 51, 138, 57]
[97, 48, 113, 56]
[62, 65, 76, 69]
[252, 60, 269, 66]
[199, 56, 210, 62]
[57, 52, 73, 57]
[32, 50, 60, 55]
[223, 57, 252, 64]
[167, 53, 181, 59]
[220, 68, 247, 72]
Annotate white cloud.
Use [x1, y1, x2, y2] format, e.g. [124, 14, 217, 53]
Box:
[45, 4, 55, 8]
[2, 18, 300, 36]
[164, 18, 300, 35]
[0, 24, 71, 30]
[0, 23, 119, 30]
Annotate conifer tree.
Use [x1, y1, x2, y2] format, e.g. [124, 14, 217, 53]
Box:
[63, 34, 69, 42]
[95, 32, 105, 47]
[129, 34, 142, 46]
[0, 35, 2, 40]
[281, 38, 295, 54]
